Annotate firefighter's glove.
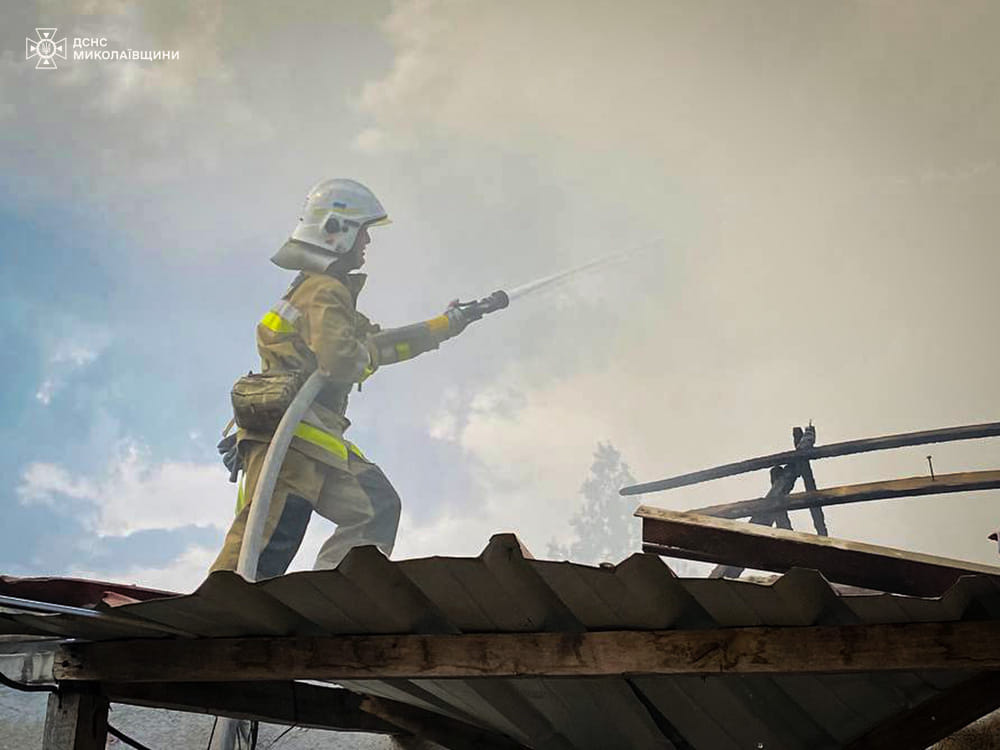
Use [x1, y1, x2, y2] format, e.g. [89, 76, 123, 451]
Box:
[361, 341, 378, 380]
[356, 342, 378, 392]
[217, 433, 242, 483]
[444, 300, 482, 337]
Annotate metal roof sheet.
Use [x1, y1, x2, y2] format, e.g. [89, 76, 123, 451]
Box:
[2, 534, 998, 749]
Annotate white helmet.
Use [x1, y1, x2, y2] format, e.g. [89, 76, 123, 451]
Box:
[272, 178, 390, 273]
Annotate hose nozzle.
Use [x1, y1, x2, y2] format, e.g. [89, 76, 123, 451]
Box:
[452, 290, 509, 321]
[477, 290, 509, 315]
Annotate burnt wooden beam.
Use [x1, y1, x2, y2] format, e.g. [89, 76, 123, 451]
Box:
[844, 672, 1000, 750]
[639, 505, 1000, 596]
[794, 425, 829, 536]
[621, 421, 1000, 495]
[102, 681, 399, 734]
[42, 687, 108, 750]
[803, 463, 828, 535]
[49, 620, 1000, 682]
[689, 469, 1000, 520]
[711, 424, 813, 578]
[710, 463, 799, 578]
[749, 464, 798, 530]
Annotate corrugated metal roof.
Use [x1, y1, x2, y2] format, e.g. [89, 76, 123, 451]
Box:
[3, 534, 999, 749]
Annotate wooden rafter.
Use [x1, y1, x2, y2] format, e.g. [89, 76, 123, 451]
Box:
[621, 421, 1000, 494]
[689, 469, 1000, 519]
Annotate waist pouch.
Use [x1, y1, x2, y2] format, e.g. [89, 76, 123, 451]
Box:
[231, 370, 304, 433]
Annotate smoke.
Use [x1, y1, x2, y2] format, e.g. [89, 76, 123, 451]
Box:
[354, 0, 1000, 562]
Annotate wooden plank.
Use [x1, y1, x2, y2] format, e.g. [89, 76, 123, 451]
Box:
[844, 672, 1000, 750]
[621, 421, 1000, 495]
[102, 681, 399, 734]
[690, 470, 1000, 520]
[638, 505, 1000, 596]
[50, 620, 1000, 682]
[42, 689, 108, 750]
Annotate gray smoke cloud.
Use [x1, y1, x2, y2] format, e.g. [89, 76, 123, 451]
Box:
[352, 0, 1000, 563]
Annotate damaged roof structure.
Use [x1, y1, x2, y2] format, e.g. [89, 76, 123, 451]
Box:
[2, 421, 1000, 749]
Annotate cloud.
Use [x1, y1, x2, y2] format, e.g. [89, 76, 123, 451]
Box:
[353, 127, 388, 154]
[68, 543, 218, 593]
[35, 325, 111, 405]
[1, 0, 385, 227]
[18, 462, 97, 503]
[0, 52, 22, 120]
[358, 0, 1000, 178]
[17, 440, 233, 536]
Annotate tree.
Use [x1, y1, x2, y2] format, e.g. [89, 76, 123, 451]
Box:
[547, 442, 641, 565]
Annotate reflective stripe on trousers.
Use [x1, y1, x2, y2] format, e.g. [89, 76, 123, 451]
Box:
[292, 421, 365, 462]
[235, 425, 363, 511]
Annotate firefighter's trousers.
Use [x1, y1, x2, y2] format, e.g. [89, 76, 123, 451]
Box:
[210, 440, 401, 579]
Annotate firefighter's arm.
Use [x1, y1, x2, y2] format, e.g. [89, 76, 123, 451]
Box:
[365, 292, 508, 371]
[307, 284, 371, 384]
[366, 304, 478, 368]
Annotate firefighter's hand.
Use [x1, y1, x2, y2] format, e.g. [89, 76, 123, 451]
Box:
[443, 300, 480, 336]
[360, 341, 378, 382]
[217, 433, 242, 483]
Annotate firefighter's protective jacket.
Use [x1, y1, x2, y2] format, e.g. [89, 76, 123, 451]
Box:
[237, 270, 378, 470]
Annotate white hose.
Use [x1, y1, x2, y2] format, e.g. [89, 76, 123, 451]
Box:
[211, 370, 328, 750]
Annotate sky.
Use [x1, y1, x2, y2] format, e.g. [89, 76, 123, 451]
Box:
[2, 0, 999, 592]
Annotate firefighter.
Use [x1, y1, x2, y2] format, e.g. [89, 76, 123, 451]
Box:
[211, 178, 475, 578]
